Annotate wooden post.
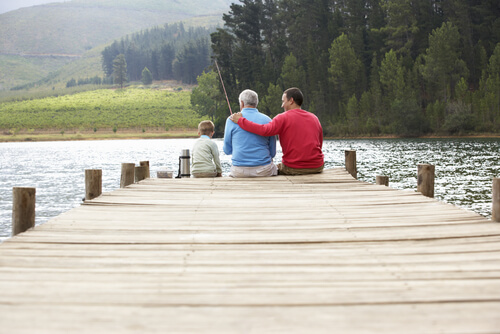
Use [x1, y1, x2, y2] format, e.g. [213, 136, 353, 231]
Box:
[120, 163, 135, 188]
[376, 175, 389, 186]
[12, 187, 36, 236]
[135, 166, 147, 182]
[345, 150, 357, 179]
[140, 161, 150, 179]
[493, 178, 500, 222]
[417, 164, 435, 198]
[85, 169, 102, 201]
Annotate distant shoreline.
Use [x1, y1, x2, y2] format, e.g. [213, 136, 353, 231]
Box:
[0, 128, 199, 143]
[325, 134, 500, 140]
[1, 128, 498, 143]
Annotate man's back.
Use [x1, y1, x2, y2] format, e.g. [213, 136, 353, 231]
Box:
[271, 109, 323, 169]
[223, 108, 276, 167]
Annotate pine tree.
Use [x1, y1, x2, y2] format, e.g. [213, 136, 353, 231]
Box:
[112, 54, 127, 89]
[379, 49, 406, 129]
[211, 28, 237, 102]
[102, 41, 121, 77]
[141, 67, 153, 85]
[159, 43, 175, 80]
[420, 22, 469, 102]
[368, 54, 383, 129]
[223, 0, 265, 91]
[380, 0, 418, 58]
[280, 53, 306, 91]
[379, 49, 405, 101]
[328, 33, 363, 104]
[261, 0, 288, 81]
[125, 42, 141, 81]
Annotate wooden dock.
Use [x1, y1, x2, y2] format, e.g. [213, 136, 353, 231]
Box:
[1, 168, 500, 333]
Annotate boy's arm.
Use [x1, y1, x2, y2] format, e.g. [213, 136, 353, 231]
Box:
[212, 143, 223, 174]
[222, 117, 233, 155]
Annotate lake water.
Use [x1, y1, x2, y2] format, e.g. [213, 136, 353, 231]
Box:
[1, 138, 499, 242]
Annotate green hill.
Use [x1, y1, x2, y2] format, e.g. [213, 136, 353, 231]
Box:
[0, 0, 231, 55]
[0, 0, 230, 91]
[0, 54, 74, 91]
[2, 17, 219, 95]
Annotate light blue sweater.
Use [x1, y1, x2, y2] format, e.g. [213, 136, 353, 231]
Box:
[223, 108, 276, 167]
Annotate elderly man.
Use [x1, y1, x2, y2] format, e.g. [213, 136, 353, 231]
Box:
[223, 89, 277, 177]
[231, 87, 324, 175]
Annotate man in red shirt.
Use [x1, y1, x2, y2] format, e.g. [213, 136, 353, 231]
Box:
[230, 87, 324, 175]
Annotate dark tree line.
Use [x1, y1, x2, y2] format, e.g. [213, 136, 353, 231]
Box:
[205, 0, 500, 136]
[66, 76, 113, 88]
[101, 23, 214, 85]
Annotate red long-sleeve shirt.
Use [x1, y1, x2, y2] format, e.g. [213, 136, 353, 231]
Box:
[238, 108, 324, 169]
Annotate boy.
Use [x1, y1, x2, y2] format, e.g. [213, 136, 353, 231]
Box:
[191, 120, 222, 178]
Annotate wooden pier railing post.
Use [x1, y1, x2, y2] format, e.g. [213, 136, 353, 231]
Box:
[376, 175, 389, 186]
[493, 178, 500, 222]
[120, 163, 135, 188]
[345, 150, 357, 179]
[135, 166, 147, 182]
[85, 169, 102, 201]
[140, 161, 150, 179]
[417, 164, 435, 198]
[12, 187, 36, 236]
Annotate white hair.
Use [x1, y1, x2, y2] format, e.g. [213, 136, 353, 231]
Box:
[239, 89, 259, 108]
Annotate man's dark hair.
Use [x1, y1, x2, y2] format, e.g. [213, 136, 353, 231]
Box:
[284, 87, 303, 106]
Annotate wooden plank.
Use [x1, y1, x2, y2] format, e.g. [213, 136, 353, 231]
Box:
[0, 168, 499, 333]
[0, 303, 499, 334]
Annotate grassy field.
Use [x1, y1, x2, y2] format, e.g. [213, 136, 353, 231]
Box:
[0, 87, 203, 141]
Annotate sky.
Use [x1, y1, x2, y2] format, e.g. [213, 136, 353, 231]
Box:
[0, 0, 68, 14]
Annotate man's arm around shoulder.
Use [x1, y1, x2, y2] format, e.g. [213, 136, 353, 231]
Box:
[230, 112, 281, 137]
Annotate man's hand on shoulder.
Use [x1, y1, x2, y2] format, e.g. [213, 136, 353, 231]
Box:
[230, 112, 242, 124]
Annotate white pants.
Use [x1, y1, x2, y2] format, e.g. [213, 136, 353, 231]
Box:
[230, 162, 278, 178]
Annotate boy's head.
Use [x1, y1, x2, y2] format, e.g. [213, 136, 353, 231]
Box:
[198, 120, 215, 136]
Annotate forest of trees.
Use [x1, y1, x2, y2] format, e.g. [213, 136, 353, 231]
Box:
[101, 23, 214, 85]
[192, 0, 500, 136]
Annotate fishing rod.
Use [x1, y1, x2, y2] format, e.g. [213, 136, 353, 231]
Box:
[214, 60, 233, 115]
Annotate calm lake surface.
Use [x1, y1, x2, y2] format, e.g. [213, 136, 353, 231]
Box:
[1, 138, 498, 242]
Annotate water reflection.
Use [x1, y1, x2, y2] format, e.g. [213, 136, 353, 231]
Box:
[335, 138, 499, 221]
[0, 138, 498, 241]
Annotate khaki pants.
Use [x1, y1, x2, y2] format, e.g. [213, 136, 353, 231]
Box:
[277, 163, 324, 175]
[192, 172, 217, 178]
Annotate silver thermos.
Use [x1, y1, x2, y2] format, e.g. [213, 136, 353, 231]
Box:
[176, 149, 190, 178]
